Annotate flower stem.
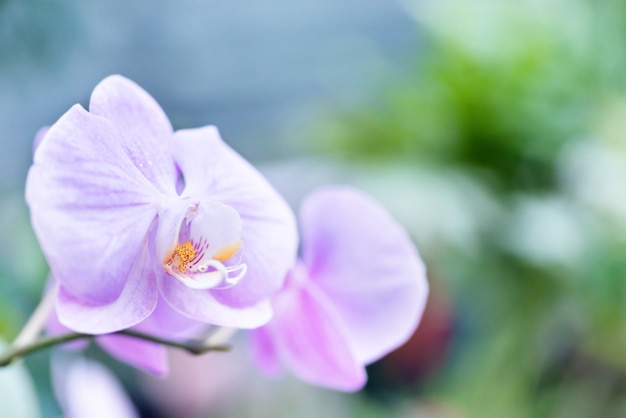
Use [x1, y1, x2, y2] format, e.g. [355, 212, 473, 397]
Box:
[13, 282, 59, 348]
[0, 332, 92, 367]
[0, 329, 231, 368]
[119, 329, 231, 355]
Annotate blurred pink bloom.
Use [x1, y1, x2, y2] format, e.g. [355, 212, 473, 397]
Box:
[251, 187, 429, 391]
[54, 357, 139, 418]
[140, 347, 249, 418]
[26, 75, 297, 335]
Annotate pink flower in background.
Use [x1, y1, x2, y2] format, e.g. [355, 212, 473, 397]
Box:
[26, 75, 297, 336]
[251, 187, 429, 391]
[54, 357, 139, 418]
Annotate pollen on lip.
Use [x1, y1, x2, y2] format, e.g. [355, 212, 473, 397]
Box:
[171, 241, 195, 272]
[165, 239, 242, 274]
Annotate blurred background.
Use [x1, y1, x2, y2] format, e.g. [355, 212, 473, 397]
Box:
[2, 0, 626, 416]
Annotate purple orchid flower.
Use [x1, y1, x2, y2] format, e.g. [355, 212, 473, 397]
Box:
[250, 186, 429, 391]
[26, 75, 297, 336]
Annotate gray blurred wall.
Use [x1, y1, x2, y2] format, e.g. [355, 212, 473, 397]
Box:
[0, 0, 417, 191]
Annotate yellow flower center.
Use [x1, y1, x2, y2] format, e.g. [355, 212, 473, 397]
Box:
[173, 241, 195, 273]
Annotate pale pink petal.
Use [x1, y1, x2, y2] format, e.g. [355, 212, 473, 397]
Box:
[46, 305, 89, 351]
[26, 104, 160, 303]
[97, 294, 207, 375]
[300, 187, 428, 365]
[264, 282, 366, 391]
[56, 243, 158, 334]
[248, 327, 282, 377]
[158, 271, 272, 328]
[96, 293, 208, 376]
[43, 277, 88, 350]
[89, 75, 178, 195]
[153, 198, 190, 266]
[58, 358, 139, 418]
[49, 298, 168, 376]
[33, 126, 48, 152]
[97, 334, 168, 377]
[145, 294, 206, 337]
[171, 127, 297, 307]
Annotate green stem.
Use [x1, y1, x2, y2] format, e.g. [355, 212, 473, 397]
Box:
[118, 329, 231, 355]
[0, 329, 230, 367]
[13, 283, 58, 348]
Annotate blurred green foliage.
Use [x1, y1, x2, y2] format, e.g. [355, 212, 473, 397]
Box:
[322, 0, 626, 192]
[319, 0, 626, 416]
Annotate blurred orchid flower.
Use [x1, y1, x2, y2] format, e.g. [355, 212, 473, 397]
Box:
[251, 187, 428, 391]
[54, 357, 138, 418]
[26, 75, 297, 335]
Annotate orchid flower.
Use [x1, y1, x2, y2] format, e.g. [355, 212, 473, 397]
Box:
[251, 187, 428, 391]
[26, 75, 297, 336]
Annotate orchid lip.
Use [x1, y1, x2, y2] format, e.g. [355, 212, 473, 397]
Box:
[164, 240, 247, 290]
[165, 259, 247, 290]
[162, 201, 247, 290]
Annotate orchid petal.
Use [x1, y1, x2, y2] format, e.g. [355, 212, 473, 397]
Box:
[58, 358, 139, 418]
[263, 283, 366, 391]
[48, 302, 166, 376]
[249, 327, 282, 377]
[145, 294, 206, 337]
[96, 294, 207, 376]
[89, 75, 178, 195]
[300, 187, 428, 365]
[26, 104, 159, 303]
[33, 126, 48, 152]
[46, 307, 88, 351]
[158, 271, 272, 328]
[97, 335, 167, 377]
[171, 126, 297, 307]
[153, 198, 188, 269]
[56, 243, 158, 334]
[43, 277, 88, 350]
[96, 296, 204, 375]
